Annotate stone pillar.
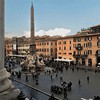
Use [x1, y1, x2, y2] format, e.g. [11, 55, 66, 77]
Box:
[0, 0, 20, 99]
[0, 0, 4, 69]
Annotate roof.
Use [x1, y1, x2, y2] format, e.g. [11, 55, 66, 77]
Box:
[90, 24, 100, 29]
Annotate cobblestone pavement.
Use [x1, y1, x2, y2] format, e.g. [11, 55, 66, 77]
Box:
[13, 67, 100, 100]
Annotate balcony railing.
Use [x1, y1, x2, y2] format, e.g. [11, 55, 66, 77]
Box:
[73, 54, 88, 58]
[76, 46, 83, 50]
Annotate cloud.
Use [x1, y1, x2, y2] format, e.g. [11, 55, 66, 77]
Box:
[22, 28, 71, 37]
[5, 28, 71, 38]
[5, 32, 20, 38]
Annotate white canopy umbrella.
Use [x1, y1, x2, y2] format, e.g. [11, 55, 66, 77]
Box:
[54, 59, 74, 62]
[54, 59, 74, 65]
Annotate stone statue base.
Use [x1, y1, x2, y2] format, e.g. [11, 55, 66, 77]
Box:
[0, 68, 20, 100]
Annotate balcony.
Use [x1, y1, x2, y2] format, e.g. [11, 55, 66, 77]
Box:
[73, 54, 81, 58]
[73, 54, 88, 58]
[76, 46, 83, 50]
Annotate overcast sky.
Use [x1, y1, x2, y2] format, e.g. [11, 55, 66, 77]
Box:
[5, 0, 100, 37]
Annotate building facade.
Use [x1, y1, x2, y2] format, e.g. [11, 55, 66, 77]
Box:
[36, 36, 58, 60]
[5, 38, 13, 56]
[57, 25, 100, 68]
[5, 25, 100, 68]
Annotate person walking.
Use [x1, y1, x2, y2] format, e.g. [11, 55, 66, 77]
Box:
[51, 75, 53, 80]
[26, 74, 28, 82]
[78, 79, 81, 86]
[36, 79, 39, 85]
[49, 94, 55, 100]
[64, 91, 68, 99]
[87, 76, 89, 83]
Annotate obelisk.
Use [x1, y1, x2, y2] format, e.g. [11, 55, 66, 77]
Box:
[30, 2, 36, 55]
[0, 0, 20, 99]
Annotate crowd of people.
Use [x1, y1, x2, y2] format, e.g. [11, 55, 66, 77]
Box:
[4, 56, 100, 100]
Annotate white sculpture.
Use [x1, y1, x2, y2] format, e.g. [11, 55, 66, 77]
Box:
[21, 54, 45, 71]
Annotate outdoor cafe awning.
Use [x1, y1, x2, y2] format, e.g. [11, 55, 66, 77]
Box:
[54, 59, 74, 62]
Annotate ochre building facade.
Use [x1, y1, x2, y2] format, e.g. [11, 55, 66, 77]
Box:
[5, 25, 100, 68]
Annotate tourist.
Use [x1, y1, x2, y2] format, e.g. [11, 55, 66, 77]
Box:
[60, 74, 63, 81]
[32, 73, 35, 79]
[56, 73, 58, 78]
[87, 76, 89, 83]
[72, 68, 74, 72]
[36, 79, 39, 85]
[49, 94, 55, 100]
[95, 70, 97, 73]
[78, 79, 81, 86]
[64, 91, 68, 99]
[52, 76, 55, 81]
[26, 74, 28, 82]
[49, 70, 51, 75]
[76, 67, 79, 71]
[51, 75, 53, 80]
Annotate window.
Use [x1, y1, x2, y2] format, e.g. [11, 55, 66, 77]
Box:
[84, 37, 88, 41]
[96, 50, 100, 54]
[51, 48, 53, 52]
[73, 38, 76, 42]
[84, 43, 88, 47]
[47, 48, 49, 52]
[97, 36, 100, 40]
[63, 41, 66, 44]
[58, 57, 62, 59]
[64, 46, 66, 50]
[43, 43, 46, 45]
[59, 47, 61, 50]
[88, 37, 92, 41]
[78, 51, 81, 55]
[69, 53, 72, 55]
[78, 43, 81, 47]
[58, 42, 61, 45]
[55, 48, 57, 52]
[78, 38, 81, 42]
[88, 50, 92, 55]
[97, 41, 100, 47]
[73, 44, 76, 48]
[73, 51, 76, 54]
[92, 29, 96, 33]
[88, 42, 92, 47]
[47, 42, 49, 45]
[84, 51, 88, 55]
[51, 42, 53, 45]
